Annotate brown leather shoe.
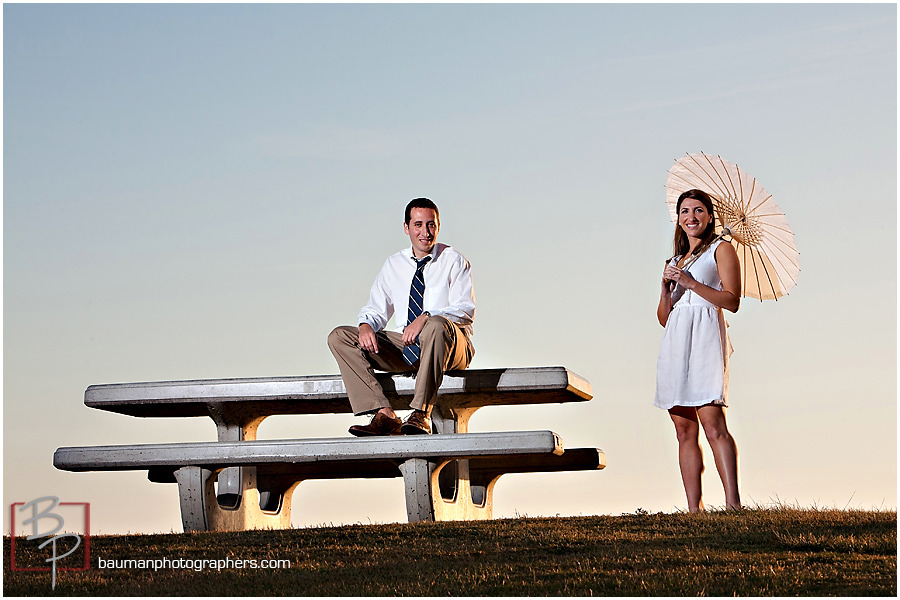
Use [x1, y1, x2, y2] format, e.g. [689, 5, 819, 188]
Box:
[349, 412, 403, 437]
[401, 410, 431, 435]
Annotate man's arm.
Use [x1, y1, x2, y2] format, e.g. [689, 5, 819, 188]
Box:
[401, 253, 475, 346]
[357, 261, 394, 351]
[428, 254, 475, 326]
[400, 314, 428, 346]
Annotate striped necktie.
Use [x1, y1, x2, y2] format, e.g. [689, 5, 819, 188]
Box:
[402, 255, 432, 365]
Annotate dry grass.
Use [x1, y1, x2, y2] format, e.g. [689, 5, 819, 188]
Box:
[4, 506, 896, 596]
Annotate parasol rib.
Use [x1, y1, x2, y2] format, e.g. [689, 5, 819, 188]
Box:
[748, 246, 768, 300]
[697, 154, 729, 195]
[746, 193, 772, 217]
[681, 155, 730, 199]
[741, 242, 752, 299]
[755, 245, 780, 300]
[713, 154, 741, 207]
[761, 238, 801, 272]
[743, 178, 757, 215]
[669, 167, 720, 198]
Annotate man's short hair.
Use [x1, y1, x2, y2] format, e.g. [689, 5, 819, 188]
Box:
[405, 198, 440, 225]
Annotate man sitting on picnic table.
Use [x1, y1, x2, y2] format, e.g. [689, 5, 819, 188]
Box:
[328, 197, 476, 436]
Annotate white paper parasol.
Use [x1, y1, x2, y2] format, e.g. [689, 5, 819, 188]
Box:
[665, 152, 800, 301]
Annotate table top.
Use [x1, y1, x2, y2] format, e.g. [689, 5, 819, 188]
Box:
[84, 366, 592, 418]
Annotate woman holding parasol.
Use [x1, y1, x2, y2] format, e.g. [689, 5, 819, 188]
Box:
[656, 188, 742, 512]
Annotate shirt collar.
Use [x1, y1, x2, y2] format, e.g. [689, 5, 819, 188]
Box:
[408, 244, 441, 263]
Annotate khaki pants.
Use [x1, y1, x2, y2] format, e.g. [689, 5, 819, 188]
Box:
[328, 316, 474, 415]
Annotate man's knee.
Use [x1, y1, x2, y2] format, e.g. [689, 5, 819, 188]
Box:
[328, 325, 358, 350]
[420, 316, 452, 341]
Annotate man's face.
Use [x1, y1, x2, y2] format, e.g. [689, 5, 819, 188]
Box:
[404, 207, 439, 258]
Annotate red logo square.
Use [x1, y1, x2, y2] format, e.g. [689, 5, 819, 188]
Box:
[10, 499, 91, 572]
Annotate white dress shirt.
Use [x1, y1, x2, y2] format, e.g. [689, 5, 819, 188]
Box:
[358, 243, 475, 338]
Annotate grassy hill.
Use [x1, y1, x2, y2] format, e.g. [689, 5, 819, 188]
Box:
[4, 507, 896, 596]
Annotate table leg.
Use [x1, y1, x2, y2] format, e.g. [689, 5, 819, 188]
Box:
[399, 404, 494, 523]
[173, 465, 298, 532]
[206, 403, 267, 508]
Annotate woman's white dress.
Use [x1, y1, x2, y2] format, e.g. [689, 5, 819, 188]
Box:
[655, 239, 733, 410]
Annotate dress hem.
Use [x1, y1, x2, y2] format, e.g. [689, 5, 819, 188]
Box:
[654, 397, 727, 411]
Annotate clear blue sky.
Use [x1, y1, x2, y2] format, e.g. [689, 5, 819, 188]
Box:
[4, 3, 896, 534]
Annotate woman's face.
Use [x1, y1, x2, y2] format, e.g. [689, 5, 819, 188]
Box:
[678, 198, 713, 239]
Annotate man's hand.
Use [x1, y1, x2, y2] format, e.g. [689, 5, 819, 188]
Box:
[358, 323, 379, 353]
[402, 314, 429, 346]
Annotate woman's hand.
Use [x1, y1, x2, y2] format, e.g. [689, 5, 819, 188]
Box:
[664, 265, 697, 290]
[658, 263, 675, 326]
[660, 263, 676, 295]
[661, 243, 741, 313]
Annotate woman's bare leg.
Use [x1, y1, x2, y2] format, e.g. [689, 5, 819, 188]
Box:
[669, 406, 705, 512]
[697, 404, 741, 509]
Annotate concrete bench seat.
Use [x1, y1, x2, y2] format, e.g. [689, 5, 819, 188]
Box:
[55, 432, 604, 530]
[54, 431, 565, 472]
[54, 367, 605, 531]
